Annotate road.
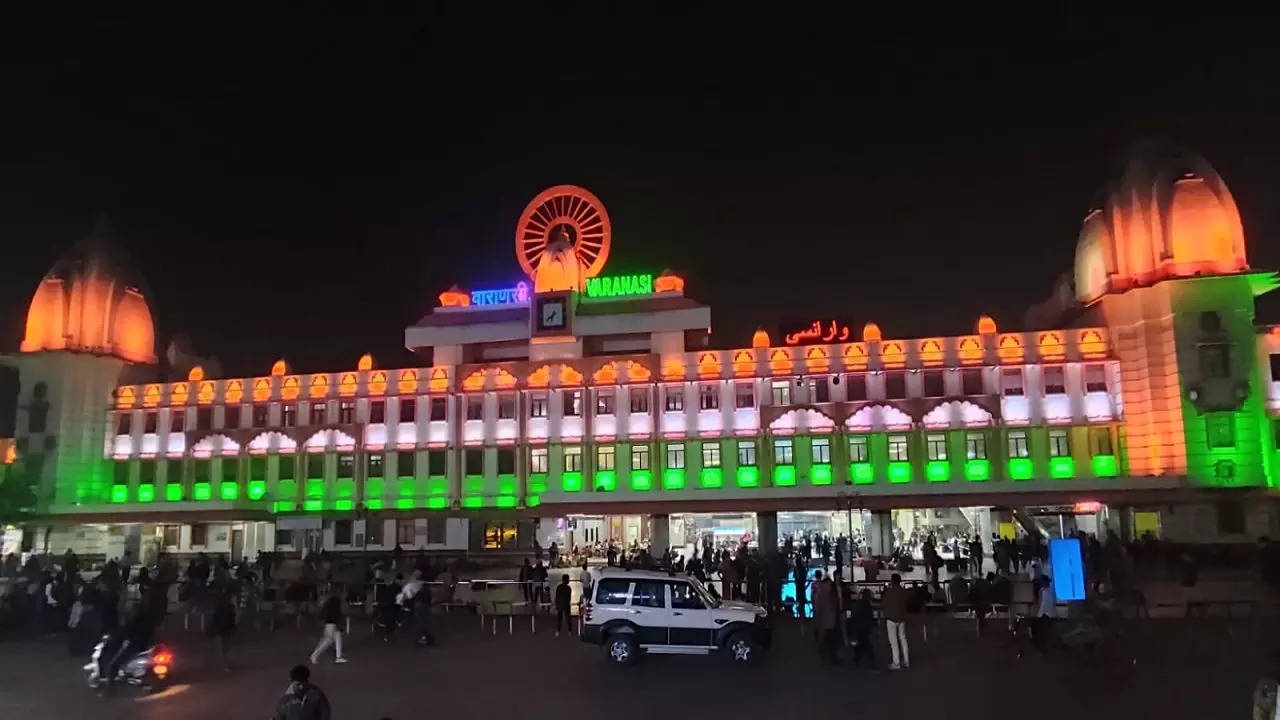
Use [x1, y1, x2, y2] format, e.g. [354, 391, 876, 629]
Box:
[0, 612, 1269, 719]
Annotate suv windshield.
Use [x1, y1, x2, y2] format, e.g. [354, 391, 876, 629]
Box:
[686, 576, 721, 608]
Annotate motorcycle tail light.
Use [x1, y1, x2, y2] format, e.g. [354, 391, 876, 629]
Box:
[153, 652, 173, 665]
[153, 665, 169, 677]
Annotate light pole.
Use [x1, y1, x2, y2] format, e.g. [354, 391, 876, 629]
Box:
[836, 491, 859, 577]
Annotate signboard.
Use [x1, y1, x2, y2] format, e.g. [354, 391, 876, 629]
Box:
[471, 281, 530, 306]
[584, 273, 653, 299]
[1049, 537, 1086, 601]
[783, 319, 853, 345]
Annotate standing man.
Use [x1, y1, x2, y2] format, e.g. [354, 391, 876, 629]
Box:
[969, 535, 984, 576]
[882, 573, 910, 670]
[272, 665, 331, 720]
[554, 574, 573, 637]
[810, 570, 839, 664]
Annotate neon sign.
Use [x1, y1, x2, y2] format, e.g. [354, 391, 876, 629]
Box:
[784, 320, 851, 345]
[585, 273, 653, 299]
[471, 281, 530, 306]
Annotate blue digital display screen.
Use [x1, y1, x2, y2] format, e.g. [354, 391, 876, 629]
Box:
[1049, 537, 1086, 601]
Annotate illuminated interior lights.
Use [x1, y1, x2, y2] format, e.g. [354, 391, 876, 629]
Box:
[593, 470, 616, 491]
[736, 466, 759, 487]
[699, 468, 723, 488]
[888, 462, 912, 483]
[110, 485, 128, 503]
[662, 469, 685, 490]
[773, 464, 796, 486]
[1008, 458, 1034, 480]
[164, 484, 183, 501]
[925, 460, 950, 482]
[851, 462, 874, 484]
[810, 464, 832, 485]
[631, 470, 653, 491]
[1049, 456, 1075, 478]
[964, 459, 991, 481]
[1092, 454, 1118, 477]
[193, 482, 212, 501]
[562, 471, 583, 492]
[219, 482, 239, 500]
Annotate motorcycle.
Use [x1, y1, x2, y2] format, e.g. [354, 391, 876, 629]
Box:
[84, 636, 173, 692]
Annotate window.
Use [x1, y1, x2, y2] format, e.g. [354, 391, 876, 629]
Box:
[1088, 427, 1113, 456]
[400, 399, 418, 423]
[498, 394, 515, 419]
[1049, 429, 1070, 457]
[334, 519, 352, 545]
[885, 372, 906, 400]
[563, 390, 582, 417]
[397, 519, 415, 546]
[368, 453, 384, 478]
[282, 403, 297, 427]
[923, 371, 944, 398]
[811, 437, 830, 464]
[1199, 343, 1230, 379]
[966, 433, 987, 460]
[114, 461, 130, 485]
[307, 453, 325, 478]
[846, 374, 867, 402]
[631, 445, 650, 470]
[140, 461, 156, 485]
[888, 435, 909, 462]
[276, 529, 294, 547]
[1007, 431, 1029, 458]
[734, 382, 754, 409]
[144, 411, 158, 434]
[497, 448, 515, 474]
[1272, 354, 1280, 382]
[630, 580, 665, 608]
[466, 396, 483, 420]
[529, 447, 548, 473]
[196, 407, 212, 431]
[397, 451, 416, 477]
[338, 453, 354, 478]
[338, 400, 355, 424]
[309, 403, 326, 425]
[629, 388, 649, 413]
[482, 521, 517, 550]
[365, 518, 382, 546]
[465, 449, 483, 474]
[597, 445, 615, 471]
[1084, 364, 1107, 393]
[848, 436, 868, 463]
[564, 445, 583, 472]
[669, 582, 704, 609]
[1001, 369, 1024, 396]
[194, 459, 211, 483]
[702, 442, 721, 468]
[664, 387, 684, 412]
[595, 578, 631, 605]
[162, 525, 179, 547]
[1043, 366, 1066, 395]
[224, 405, 242, 429]
[926, 433, 947, 461]
[220, 458, 237, 485]
[1207, 413, 1235, 448]
[773, 438, 793, 465]
[428, 398, 446, 421]
[191, 524, 208, 547]
[370, 400, 386, 423]
[252, 405, 269, 427]
[699, 384, 719, 410]
[738, 440, 757, 466]
[279, 455, 296, 480]
[428, 450, 446, 475]
[596, 390, 615, 415]
[170, 410, 185, 433]
[530, 393, 549, 418]
[427, 517, 446, 545]
[770, 380, 791, 406]
[666, 443, 685, 469]
[962, 369, 984, 396]
[809, 377, 829, 403]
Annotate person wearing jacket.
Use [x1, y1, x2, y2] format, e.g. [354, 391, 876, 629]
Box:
[881, 573, 911, 670]
[397, 570, 434, 646]
[273, 665, 331, 720]
[309, 595, 348, 664]
[849, 588, 877, 668]
[554, 574, 573, 637]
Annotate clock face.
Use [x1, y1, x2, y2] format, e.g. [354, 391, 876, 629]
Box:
[538, 299, 565, 330]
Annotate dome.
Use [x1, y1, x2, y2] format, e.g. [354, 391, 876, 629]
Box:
[20, 222, 156, 363]
[1073, 145, 1248, 303]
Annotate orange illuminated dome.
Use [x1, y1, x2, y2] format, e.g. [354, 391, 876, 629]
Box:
[21, 221, 156, 364]
[751, 327, 771, 348]
[516, 185, 612, 293]
[1075, 145, 1248, 303]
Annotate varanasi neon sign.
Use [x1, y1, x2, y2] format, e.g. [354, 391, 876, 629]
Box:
[784, 320, 851, 345]
[471, 281, 530, 306]
[584, 273, 653, 299]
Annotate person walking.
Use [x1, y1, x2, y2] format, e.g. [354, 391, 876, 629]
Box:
[554, 574, 573, 637]
[207, 588, 236, 672]
[309, 594, 348, 664]
[273, 665, 332, 720]
[849, 588, 877, 668]
[882, 573, 911, 670]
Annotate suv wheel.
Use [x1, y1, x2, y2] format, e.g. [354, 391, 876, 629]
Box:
[727, 632, 759, 664]
[606, 634, 638, 666]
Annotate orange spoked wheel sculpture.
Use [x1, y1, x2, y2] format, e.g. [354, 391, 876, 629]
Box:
[516, 185, 611, 292]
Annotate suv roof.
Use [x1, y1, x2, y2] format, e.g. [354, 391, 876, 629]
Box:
[592, 567, 692, 582]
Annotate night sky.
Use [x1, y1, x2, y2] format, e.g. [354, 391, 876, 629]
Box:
[4, 13, 1280, 377]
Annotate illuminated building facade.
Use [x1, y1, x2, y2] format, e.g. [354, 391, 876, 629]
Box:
[3, 149, 1279, 560]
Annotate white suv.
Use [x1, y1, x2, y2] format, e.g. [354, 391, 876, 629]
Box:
[580, 568, 771, 665]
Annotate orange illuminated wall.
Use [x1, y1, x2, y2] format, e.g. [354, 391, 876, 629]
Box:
[142, 384, 161, 407]
[862, 323, 882, 342]
[338, 372, 358, 396]
[225, 380, 244, 404]
[661, 359, 685, 381]
[654, 273, 684, 293]
[698, 353, 721, 378]
[593, 362, 619, 384]
[752, 328, 771, 348]
[281, 376, 301, 400]
[188, 366, 204, 382]
[976, 315, 997, 335]
[1078, 328, 1107, 358]
[368, 371, 388, 395]
[560, 365, 584, 386]
[732, 350, 755, 376]
[197, 381, 215, 404]
[117, 386, 136, 408]
[918, 338, 944, 366]
[171, 382, 189, 406]
[997, 334, 1024, 363]
[843, 343, 868, 370]
[21, 270, 156, 364]
[495, 368, 517, 389]
[271, 360, 288, 376]
[768, 349, 792, 375]
[880, 341, 905, 368]
[804, 346, 829, 372]
[357, 353, 374, 371]
[1038, 331, 1065, 361]
[957, 336, 983, 365]
[528, 366, 551, 388]
[253, 378, 271, 402]
[463, 370, 486, 391]
[427, 368, 447, 392]
[627, 361, 652, 383]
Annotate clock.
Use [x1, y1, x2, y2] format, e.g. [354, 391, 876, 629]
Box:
[536, 297, 567, 331]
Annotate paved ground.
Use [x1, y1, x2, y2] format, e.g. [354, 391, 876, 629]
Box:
[0, 611, 1271, 719]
